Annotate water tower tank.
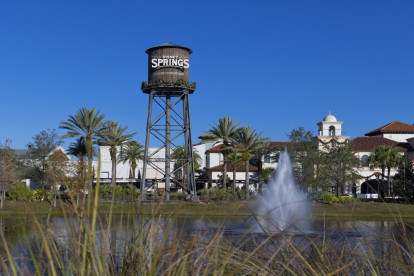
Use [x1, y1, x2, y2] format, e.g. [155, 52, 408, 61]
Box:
[146, 42, 192, 83]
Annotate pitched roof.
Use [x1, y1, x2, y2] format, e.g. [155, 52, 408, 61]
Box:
[349, 137, 408, 152]
[365, 121, 414, 136]
[205, 141, 293, 154]
[269, 141, 294, 149]
[13, 149, 29, 156]
[207, 164, 258, 172]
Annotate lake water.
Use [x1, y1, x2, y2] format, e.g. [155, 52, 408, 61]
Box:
[1, 215, 413, 273]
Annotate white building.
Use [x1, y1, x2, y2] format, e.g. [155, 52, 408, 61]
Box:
[87, 115, 414, 196]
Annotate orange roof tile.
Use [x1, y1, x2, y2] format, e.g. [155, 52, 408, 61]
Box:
[207, 164, 258, 172]
[205, 141, 293, 153]
[365, 121, 414, 136]
[349, 137, 407, 152]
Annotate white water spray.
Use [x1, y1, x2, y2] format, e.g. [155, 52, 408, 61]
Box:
[256, 150, 310, 232]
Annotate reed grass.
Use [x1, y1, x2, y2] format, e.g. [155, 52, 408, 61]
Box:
[1, 191, 413, 275]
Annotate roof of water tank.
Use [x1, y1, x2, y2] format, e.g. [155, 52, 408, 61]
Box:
[145, 42, 193, 54]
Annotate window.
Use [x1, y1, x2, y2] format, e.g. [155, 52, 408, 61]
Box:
[274, 152, 280, 163]
[264, 155, 271, 163]
[329, 126, 336, 136]
[101, 171, 109, 178]
[206, 155, 210, 168]
[361, 155, 369, 167]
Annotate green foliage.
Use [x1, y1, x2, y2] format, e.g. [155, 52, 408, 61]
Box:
[393, 156, 414, 202]
[24, 129, 62, 184]
[98, 184, 141, 197]
[320, 138, 362, 196]
[311, 191, 358, 204]
[286, 127, 321, 189]
[8, 182, 35, 201]
[197, 187, 244, 201]
[261, 167, 275, 180]
[33, 189, 52, 201]
[170, 193, 187, 200]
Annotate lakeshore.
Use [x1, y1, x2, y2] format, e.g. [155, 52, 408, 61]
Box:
[1, 200, 414, 221]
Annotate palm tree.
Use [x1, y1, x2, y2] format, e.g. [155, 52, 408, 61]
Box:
[98, 121, 135, 186]
[227, 150, 243, 191]
[60, 107, 106, 190]
[371, 145, 389, 198]
[118, 141, 144, 180]
[199, 116, 240, 189]
[233, 126, 270, 199]
[171, 146, 202, 192]
[384, 146, 401, 195]
[67, 136, 87, 181]
[251, 141, 273, 189]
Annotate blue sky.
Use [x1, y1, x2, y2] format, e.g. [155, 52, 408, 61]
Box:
[1, 0, 413, 149]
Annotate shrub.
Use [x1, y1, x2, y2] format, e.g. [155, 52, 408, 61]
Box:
[8, 182, 35, 201]
[310, 191, 338, 204]
[34, 189, 52, 201]
[98, 185, 141, 197]
[170, 193, 187, 200]
[310, 191, 359, 204]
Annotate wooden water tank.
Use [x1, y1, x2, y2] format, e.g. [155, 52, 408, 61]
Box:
[146, 42, 192, 83]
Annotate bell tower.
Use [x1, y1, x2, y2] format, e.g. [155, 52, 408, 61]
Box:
[317, 113, 349, 150]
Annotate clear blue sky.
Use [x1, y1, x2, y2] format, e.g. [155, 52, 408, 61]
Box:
[1, 0, 413, 149]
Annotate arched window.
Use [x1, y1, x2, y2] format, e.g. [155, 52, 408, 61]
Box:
[361, 155, 369, 167]
[329, 126, 336, 136]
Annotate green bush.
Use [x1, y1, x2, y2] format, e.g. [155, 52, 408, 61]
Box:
[98, 185, 141, 197]
[34, 189, 52, 201]
[8, 182, 35, 201]
[311, 191, 359, 204]
[170, 193, 187, 200]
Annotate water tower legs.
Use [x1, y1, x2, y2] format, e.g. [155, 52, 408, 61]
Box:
[140, 91, 197, 201]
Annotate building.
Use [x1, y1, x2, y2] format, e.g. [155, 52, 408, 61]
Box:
[87, 114, 414, 197]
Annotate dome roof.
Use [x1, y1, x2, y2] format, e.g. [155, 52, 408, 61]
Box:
[323, 114, 337, 122]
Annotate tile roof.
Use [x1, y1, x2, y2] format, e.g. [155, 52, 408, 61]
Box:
[207, 164, 258, 172]
[349, 137, 408, 152]
[13, 149, 29, 156]
[365, 121, 414, 136]
[269, 141, 294, 149]
[205, 141, 293, 153]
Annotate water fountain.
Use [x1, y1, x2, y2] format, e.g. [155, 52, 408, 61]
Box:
[256, 150, 310, 232]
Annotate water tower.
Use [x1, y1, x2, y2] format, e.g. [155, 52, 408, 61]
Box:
[140, 43, 197, 201]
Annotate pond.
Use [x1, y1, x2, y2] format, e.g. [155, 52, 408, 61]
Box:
[1, 215, 413, 274]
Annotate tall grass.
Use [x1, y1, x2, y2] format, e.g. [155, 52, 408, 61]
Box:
[0, 195, 413, 275]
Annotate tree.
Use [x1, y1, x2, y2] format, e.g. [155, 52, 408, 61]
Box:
[227, 150, 244, 191]
[371, 145, 392, 198]
[250, 141, 273, 189]
[199, 116, 240, 189]
[59, 107, 106, 190]
[261, 167, 275, 181]
[67, 136, 87, 183]
[321, 140, 361, 196]
[98, 121, 135, 186]
[233, 126, 270, 200]
[0, 140, 17, 209]
[286, 127, 321, 190]
[384, 146, 401, 195]
[45, 151, 73, 207]
[393, 156, 414, 202]
[171, 145, 202, 193]
[118, 141, 144, 180]
[26, 129, 62, 188]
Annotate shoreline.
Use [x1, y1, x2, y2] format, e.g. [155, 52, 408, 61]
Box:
[1, 200, 414, 221]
